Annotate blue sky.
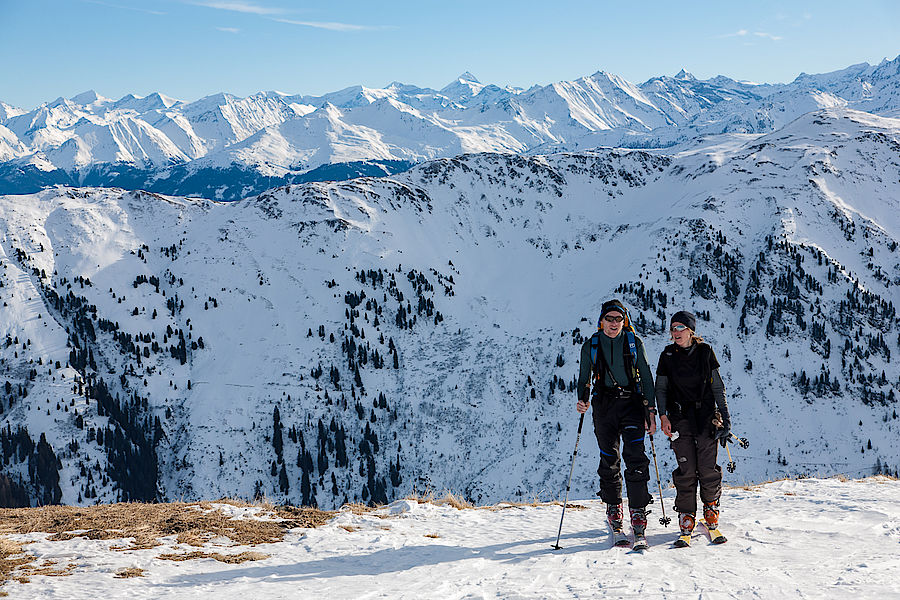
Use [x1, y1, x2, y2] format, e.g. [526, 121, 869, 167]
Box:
[1, 0, 898, 109]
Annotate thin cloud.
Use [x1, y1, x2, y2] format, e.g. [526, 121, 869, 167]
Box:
[216, 27, 240, 33]
[273, 18, 388, 32]
[718, 29, 749, 38]
[192, 1, 285, 15]
[718, 29, 782, 41]
[82, 0, 166, 15]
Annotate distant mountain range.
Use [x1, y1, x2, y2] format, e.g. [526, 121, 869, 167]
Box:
[2, 57, 899, 200]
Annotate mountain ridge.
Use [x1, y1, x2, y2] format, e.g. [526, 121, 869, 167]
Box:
[1, 106, 898, 509]
[2, 56, 900, 201]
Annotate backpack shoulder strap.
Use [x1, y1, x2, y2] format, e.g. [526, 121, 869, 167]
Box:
[701, 343, 714, 384]
[590, 333, 606, 384]
[624, 329, 638, 361]
[623, 329, 640, 391]
[591, 332, 613, 382]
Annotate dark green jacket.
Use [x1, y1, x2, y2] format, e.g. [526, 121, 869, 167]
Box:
[577, 329, 656, 407]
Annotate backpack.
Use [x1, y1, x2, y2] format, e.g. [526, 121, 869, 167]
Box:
[590, 327, 641, 393]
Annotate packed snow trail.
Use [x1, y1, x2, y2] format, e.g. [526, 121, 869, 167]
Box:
[5, 477, 899, 599]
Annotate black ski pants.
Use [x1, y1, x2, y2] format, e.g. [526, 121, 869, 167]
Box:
[670, 418, 722, 514]
[591, 391, 651, 509]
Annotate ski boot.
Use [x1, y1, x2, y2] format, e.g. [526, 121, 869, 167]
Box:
[607, 503, 629, 547]
[699, 501, 727, 544]
[702, 500, 720, 528]
[674, 512, 695, 548]
[630, 507, 648, 550]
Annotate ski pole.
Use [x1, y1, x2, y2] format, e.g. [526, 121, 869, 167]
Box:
[552, 412, 585, 550]
[725, 441, 737, 473]
[647, 432, 671, 526]
[641, 398, 670, 527]
[729, 432, 750, 449]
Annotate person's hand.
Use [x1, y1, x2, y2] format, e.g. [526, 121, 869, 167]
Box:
[576, 400, 590, 414]
[714, 424, 731, 447]
[646, 413, 657, 435]
[660, 415, 672, 438]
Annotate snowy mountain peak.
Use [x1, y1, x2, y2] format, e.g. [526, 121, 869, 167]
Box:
[45, 96, 77, 110]
[440, 72, 486, 100]
[872, 55, 900, 78]
[0, 101, 25, 121]
[70, 90, 109, 106]
[674, 68, 696, 81]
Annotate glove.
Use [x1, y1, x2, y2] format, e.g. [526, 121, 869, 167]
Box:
[714, 421, 731, 448]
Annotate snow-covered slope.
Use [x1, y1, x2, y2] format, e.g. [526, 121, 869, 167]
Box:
[3, 56, 900, 198]
[1, 106, 898, 510]
[3, 477, 899, 599]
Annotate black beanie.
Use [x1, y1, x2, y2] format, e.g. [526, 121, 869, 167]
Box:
[671, 310, 697, 332]
[598, 299, 628, 327]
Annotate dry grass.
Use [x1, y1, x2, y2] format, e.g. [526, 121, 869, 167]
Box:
[404, 490, 436, 504]
[113, 567, 146, 578]
[732, 476, 796, 491]
[157, 551, 269, 564]
[434, 492, 474, 510]
[20, 559, 76, 577]
[730, 473, 900, 492]
[0, 500, 333, 551]
[423, 533, 440, 539]
[403, 491, 475, 510]
[0, 499, 333, 592]
[0, 536, 36, 591]
[402, 491, 587, 513]
[340, 503, 378, 516]
[489, 500, 588, 512]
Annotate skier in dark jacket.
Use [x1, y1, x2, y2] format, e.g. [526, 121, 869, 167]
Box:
[576, 299, 657, 545]
[655, 310, 732, 545]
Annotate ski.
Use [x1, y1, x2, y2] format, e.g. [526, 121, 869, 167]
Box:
[673, 534, 692, 548]
[631, 534, 648, 551]
[697, 519, 727, 544]
[609, 524, 631, 548]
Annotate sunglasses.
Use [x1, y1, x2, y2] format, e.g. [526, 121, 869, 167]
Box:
[603, 315, 625, 323]
[670, 324, 689, 332]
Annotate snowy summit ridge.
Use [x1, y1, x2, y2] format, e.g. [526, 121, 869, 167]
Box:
[3, 56, 900, 200]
